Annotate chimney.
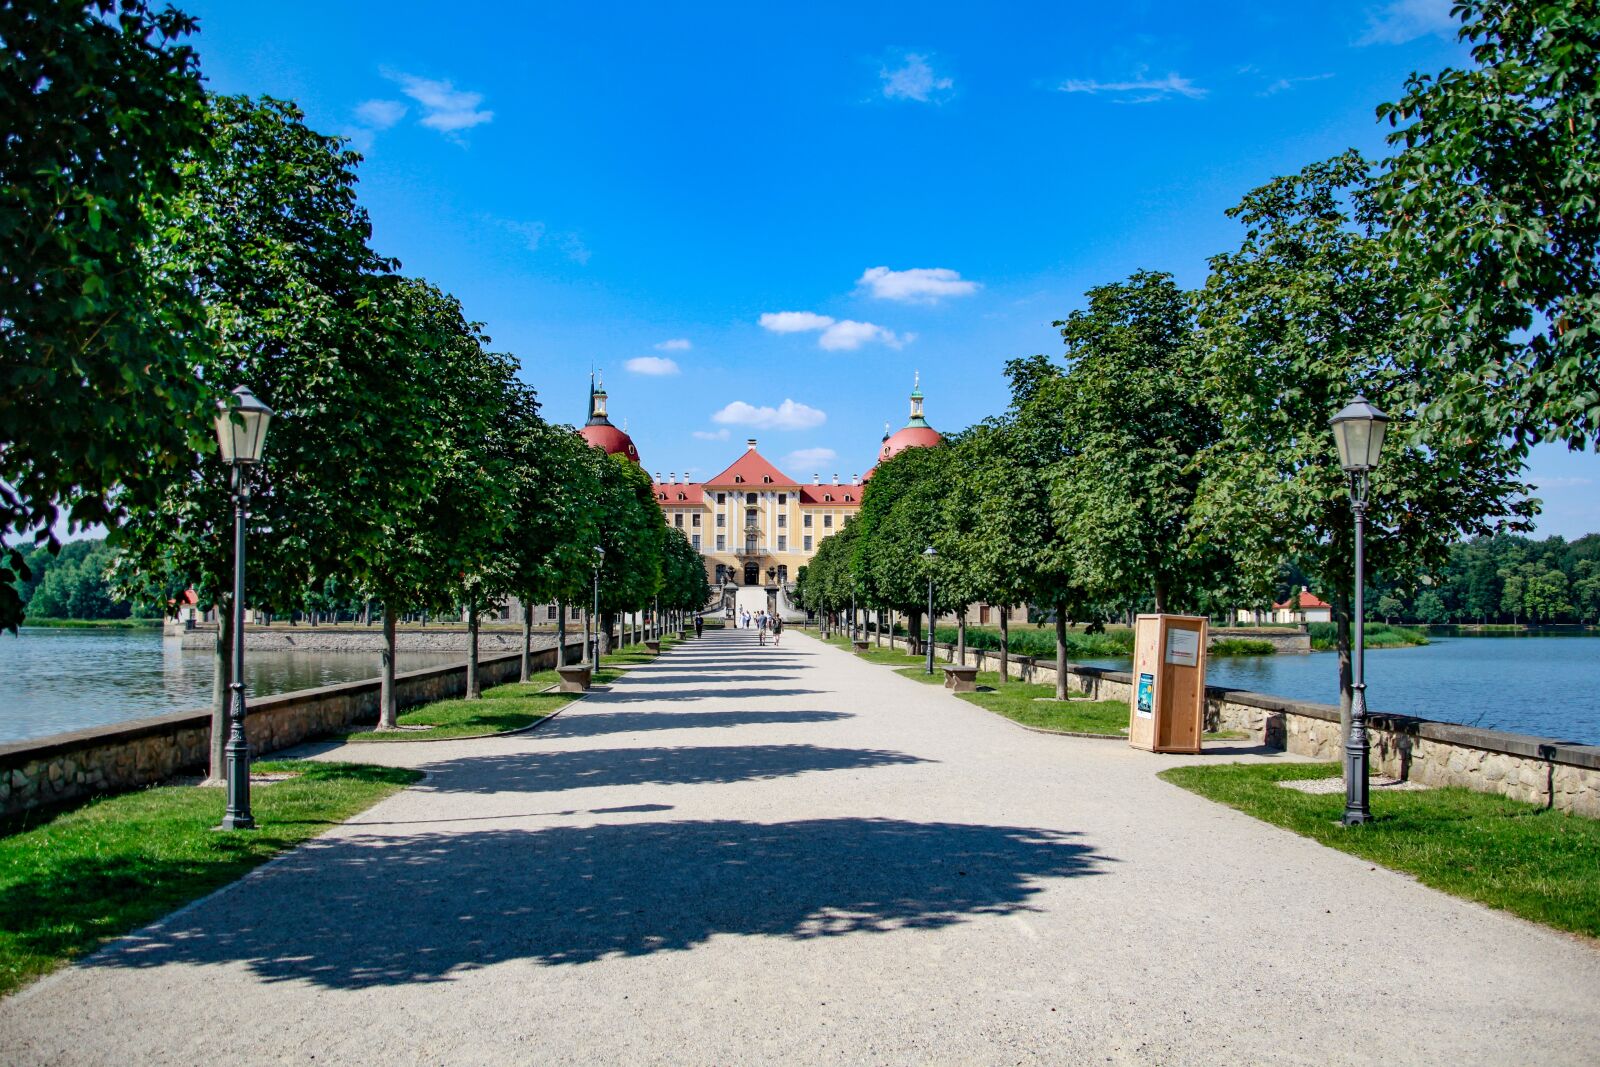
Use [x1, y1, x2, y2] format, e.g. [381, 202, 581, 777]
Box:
[668, 471, 676, 484]
[832, 473, 839, 485]
[852, 473, 860, 485]
[813, 473, 820, 485]
[746, 438, 758, 451]
[655, 471, 663, 484]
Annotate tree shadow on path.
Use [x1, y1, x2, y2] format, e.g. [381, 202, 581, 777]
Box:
[91, 817, 1108, 988]
[416, 744, 928, 794]
[542, 710, 851, 739]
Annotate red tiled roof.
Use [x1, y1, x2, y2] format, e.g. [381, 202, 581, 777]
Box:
[578, 423, 640, 463]
[653, 482, 705, 504]
[703, 447, 798, 487]
[879, 424, 943, 461]
[798, 485, 861, 506]
[1274, 591, 1331, 610]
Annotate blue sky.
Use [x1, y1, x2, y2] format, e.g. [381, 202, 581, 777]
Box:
[181, 0, 1598, 537]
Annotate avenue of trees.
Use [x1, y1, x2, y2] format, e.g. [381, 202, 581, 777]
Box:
[799, 1, 1596, 740]
[2, 2, 706, 774]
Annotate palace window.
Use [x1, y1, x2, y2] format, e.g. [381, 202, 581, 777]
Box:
[777, 514, 786, 528]
[547, 605, 557, 621]
[692, 513, 701, 528]
[777, 535, 787, 551]
[745, 492, 757, 505]
[803, 535, 813, 551]
[778, 493, 787, 505]
[823, 514, 833, 528]
[717, 493, 726, 504]
[716, 514, 725, 528]
[571, 606, 582, 620]
[803, 514, 812, 528]
[716, 535, 726, 550]
[692, 534, 701, 549]
[674, 513, 683, 528]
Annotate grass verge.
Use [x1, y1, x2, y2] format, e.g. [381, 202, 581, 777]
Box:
[20, 618, 164, 630]
[0, 760, 421, 998]
[1308, 622, 1429, 651]
[1160, 761, 1600, 939]
[342, 637, 677, 741]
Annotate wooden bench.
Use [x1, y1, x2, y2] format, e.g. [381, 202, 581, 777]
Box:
[556, 665, 592, 693]
[942, 665, 980, 692]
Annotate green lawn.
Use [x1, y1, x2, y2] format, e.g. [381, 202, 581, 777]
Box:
[1161, 761, 1600, 939]
[343, 637, 678, 741]
[0, 760, 421, 998]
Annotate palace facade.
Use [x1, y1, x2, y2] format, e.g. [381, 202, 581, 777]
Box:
[579, 375, 943, 591]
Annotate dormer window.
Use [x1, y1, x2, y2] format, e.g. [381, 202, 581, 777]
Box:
[734, 475, 744, 483]
[824, 494, 834, 502]
[762, 476, 772, 483]
[677, 493, 687, 500]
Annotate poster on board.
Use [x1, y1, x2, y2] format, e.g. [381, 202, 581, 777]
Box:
[1136, 673, 1154, 717]
[1164, 627, 1200, 667]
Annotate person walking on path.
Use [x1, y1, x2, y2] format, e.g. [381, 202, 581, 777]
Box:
[693, 614, 703, 638]
[757, 611, 767, 646]
[771, 614, 783, 647]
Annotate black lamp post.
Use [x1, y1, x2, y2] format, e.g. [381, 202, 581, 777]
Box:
[923, 545, 937, 675]
[213, 385, 273, 831]
[591, 545, 605, 668]
[1329, 395, 1390, 826]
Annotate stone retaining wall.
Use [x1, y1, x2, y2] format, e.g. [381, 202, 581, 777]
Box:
[887, 633, 1600, 817]
[0, 637, 590, 818]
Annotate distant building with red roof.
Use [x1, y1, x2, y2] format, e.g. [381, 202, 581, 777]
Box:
[1234, 587, 1333, 625]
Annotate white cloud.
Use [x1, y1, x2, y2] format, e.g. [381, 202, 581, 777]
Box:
[560, 233, 591, 265]
[1358, 0, 1456, 45]
[1534, 476, 1595, 490]
[1059, 72, 1207, 103]
[759, 310, 907, 350]
[712, 399, 827, 431]
[784, 447, 838, 472]
[858, 266, 980, 304]
[626, 356, 680, 376]
[355, 99, 407, 129]
[655, 338, 691, 351]
[881, 52, 954, 103]
[692, 428, 731, 441]
[387, 72, 493, 133]
[502, 220, 546, 251]
[821, 320, 907, 351]
[1260, 73, 1335, 97]
[759, 311, 836, 333]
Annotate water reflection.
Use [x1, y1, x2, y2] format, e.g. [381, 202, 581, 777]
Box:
[0, 628, 463, 744]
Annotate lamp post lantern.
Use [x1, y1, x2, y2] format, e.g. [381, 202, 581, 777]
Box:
[923, 546, 937, 675]
[213, 385, 272, 831]
[591, 546, 605, 669]
[1329, 395, 1390, 826]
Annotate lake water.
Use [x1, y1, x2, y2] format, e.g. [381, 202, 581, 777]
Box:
[0, 628, 463, 744]
[1083, 633, 1600, 744]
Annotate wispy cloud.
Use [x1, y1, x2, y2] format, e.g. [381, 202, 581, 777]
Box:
[1358, 0, 1457, 45]
[1534, 476, 1595, 490]
[1260, 72, 1335, 96]
[560, 233, 591, 265]
[858, 266, 980, 304]
[712, 399, 827, 431]
[626, 356, 680, 376]
[880, 52, 954, 103]
[759, 310, 908, 350]
[692, 428, 731, 441]
[387, 72, 493, 134]
[1059, 71, 1206, 104]
[655, 338, 691, 351]
[493, 219, 589, 263]
[784, 447, 839, 472]
[355, 99, 407, 129]
[759, 311, 835, 333]
[502, 220, 546, 251]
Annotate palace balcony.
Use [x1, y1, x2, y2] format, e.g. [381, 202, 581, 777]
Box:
[733, 543, 769, 558]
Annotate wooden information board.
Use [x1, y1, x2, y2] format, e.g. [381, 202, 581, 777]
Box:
[1127, 613, 1208, 754]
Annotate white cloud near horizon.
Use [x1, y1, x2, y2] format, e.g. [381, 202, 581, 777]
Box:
[858, 266, 980, 304]
[626, 356, 680, 376]
[387, 72, 493, 133]
[655, 338, 691, 351]
[712, 399, 827, 431]
[759, 310, 907, 350]
[1059, 72, 1206, 104]
[880, 53, 953, 103]
[1260, 73, 1335, 97]
[692, 428, 731, 441]
[784, 447, 839, 472]
[1358, 0, 1456, 45]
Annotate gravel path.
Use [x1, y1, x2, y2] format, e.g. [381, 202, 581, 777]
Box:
[3, 627, 1597, 1065]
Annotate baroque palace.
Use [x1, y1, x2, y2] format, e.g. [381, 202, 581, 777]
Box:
[578, 375, 943, 599]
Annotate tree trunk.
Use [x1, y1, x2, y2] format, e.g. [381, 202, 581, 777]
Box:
[522, 601, 535, 681]
[554, 600, 566, 669]
[1152, 579, 1167, 616]
[957, 609, 967, 666]
[999, 605, 1010, 683]
[910, 609, 923, 655]
[1333, 594, 1353, 748]
[208, 602, 232, 782]
[379, 609, 398, 729]
[466, 594, 481, 700]
[1054, 606, 1068, 701]
[601, 611, 615, 655]
[582, 609, 592, 665]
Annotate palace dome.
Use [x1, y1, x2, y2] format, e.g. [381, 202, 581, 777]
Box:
[877, 373, 942, 462]
[578, 375, 640, 463]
